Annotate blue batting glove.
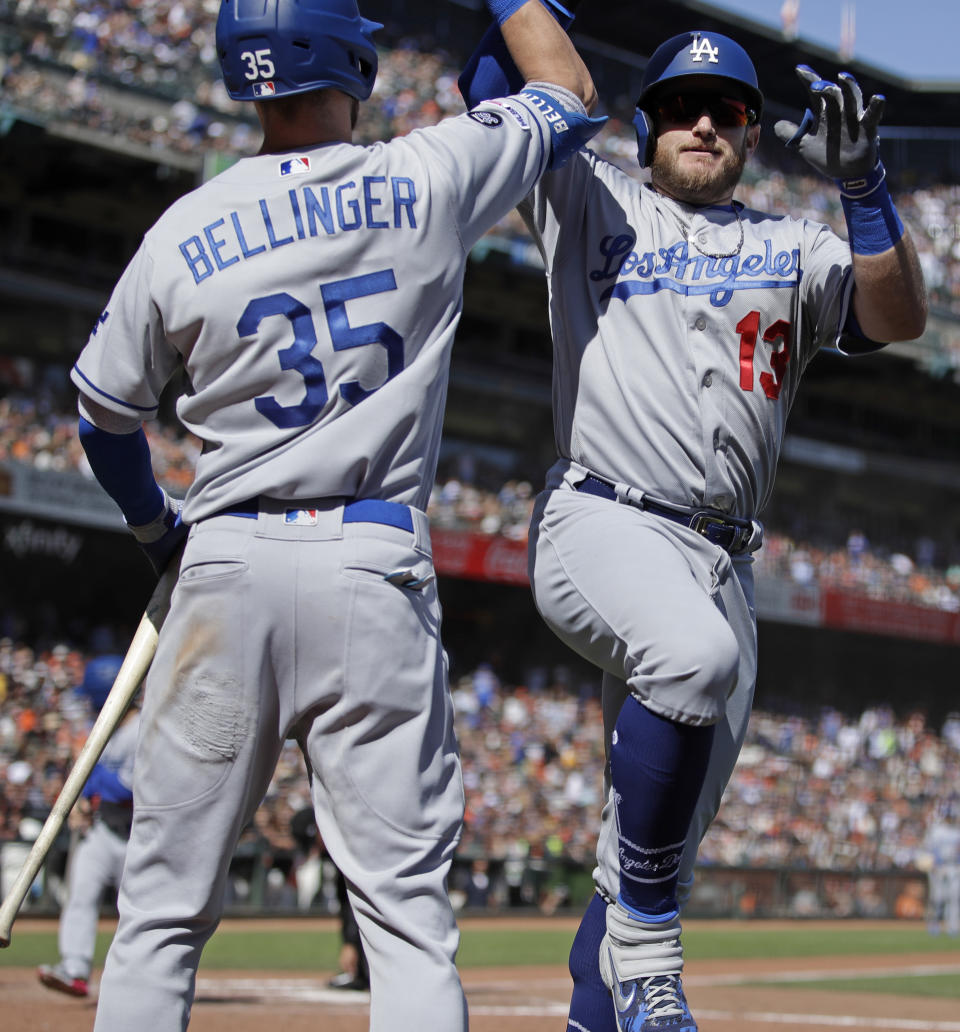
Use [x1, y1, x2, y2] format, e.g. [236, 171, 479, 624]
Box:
[127, 490, 187, 576]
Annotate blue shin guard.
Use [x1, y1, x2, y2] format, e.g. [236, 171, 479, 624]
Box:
[610, 697, 715, 916]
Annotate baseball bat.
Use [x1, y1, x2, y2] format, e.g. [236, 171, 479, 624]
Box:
[0, 553, 181, 948]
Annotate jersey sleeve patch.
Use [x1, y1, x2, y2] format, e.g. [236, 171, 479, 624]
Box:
[468, 110, 504, 128]
[487, 99, 531, 131]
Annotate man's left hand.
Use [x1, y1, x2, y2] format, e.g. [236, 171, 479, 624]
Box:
[774, 65, 884, 181]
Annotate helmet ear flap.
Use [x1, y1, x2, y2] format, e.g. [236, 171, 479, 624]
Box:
[633, 107, 655, 168]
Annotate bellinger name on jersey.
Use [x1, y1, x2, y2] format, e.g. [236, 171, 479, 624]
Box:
[178, 174, 419, 285]
[590, 233, 802, 308]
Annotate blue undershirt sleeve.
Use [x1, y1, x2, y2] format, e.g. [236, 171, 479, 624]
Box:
[78, 416, 164, 526]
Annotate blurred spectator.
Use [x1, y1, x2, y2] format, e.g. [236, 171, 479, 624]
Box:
[2, 626, 960, 913]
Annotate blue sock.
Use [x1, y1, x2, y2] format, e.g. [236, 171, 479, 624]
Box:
[610, 697, 715, 916]
[568, 893, 617, 1032]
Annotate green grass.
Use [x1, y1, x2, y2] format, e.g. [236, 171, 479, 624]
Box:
[681, 924, 960, 961]
[0, 928, 344, 971]
[4, 920, 959, 997]
[756, 974, 960, 998]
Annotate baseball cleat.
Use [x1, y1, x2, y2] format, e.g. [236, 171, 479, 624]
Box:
[37, 963, 89, 997]
[599, 923, 697, 1032]
[327, 971, 370, 992]
[603, 954, 696, 1031]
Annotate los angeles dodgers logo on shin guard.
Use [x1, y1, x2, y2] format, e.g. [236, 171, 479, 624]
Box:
[613, 790, 684, 890]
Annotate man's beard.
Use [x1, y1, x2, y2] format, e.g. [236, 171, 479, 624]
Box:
[651, 136, 748, 205]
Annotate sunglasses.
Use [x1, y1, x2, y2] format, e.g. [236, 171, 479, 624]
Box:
[655, 92, 757, 129]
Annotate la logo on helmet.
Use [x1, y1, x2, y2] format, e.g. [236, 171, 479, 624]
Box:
[689, 35, 720, 64]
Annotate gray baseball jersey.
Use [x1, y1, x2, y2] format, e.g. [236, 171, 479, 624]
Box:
[72, 92, 566, 523]
[522, 148, 863, 914]
[522, 149, 856, 518]
[80, 88, 580, 1032]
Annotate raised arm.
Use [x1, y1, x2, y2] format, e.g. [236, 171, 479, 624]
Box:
[495, 0, 596, 110]
[775, 66, 927, 344]
[462, 0, 597, 113]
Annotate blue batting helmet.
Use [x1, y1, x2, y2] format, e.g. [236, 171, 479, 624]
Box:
[633, 30, 764, 167]
[216, 0, 381, 103]
[77, 655, 124, 712]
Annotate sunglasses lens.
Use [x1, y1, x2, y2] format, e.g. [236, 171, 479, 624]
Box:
[658, 94, 701, 123]
[657, 93, 751, 128]
[717, 97, 750, 127]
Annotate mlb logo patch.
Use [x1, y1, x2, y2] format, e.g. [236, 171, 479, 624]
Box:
[284, 508, 318, 526]
[279, 156, 311, 177]
[253, 81, 276, 98]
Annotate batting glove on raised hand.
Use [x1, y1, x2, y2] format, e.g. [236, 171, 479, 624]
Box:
[774, 65, 884, 185]
[127, 489, 187, 576]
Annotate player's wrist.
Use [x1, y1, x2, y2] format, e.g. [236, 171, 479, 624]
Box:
[128, 491, 188, 576]
[835, 158, 886, 199]
[126, 489, 176, 542]
[485, 0, 530, 26]
[838, 161, 905, 256]
[488, 0, 574, 27]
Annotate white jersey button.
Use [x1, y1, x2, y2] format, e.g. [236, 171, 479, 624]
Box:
[695, 316, 706, 330]
[703, 373, 713, 387]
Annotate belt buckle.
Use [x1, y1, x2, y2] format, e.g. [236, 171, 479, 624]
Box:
[685, 511, 739, 553]
[690, 512, 728, 538]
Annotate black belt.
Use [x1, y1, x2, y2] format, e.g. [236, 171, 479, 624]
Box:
[214, 497, 414, 533]
[575, 474, 754, 555]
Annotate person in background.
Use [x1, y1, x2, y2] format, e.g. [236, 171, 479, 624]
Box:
[38, 655, 139, 998]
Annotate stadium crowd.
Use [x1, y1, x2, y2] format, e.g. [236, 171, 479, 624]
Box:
[2, 1, 960, 317]
[1, 629, 959, 914]
[4, 371, 960, 610]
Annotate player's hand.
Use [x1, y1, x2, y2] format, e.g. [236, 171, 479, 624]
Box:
[69, 798, 94, 833]
[774, 65, 884, 182]
[127, 489, 188, 576]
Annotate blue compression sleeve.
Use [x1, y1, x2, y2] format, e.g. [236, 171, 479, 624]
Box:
[78, 416, 164, 525]
[459, 0, 575, 108]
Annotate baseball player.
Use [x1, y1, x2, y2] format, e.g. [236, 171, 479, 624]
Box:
[461, 11, 926, 1032]
[924, 801, 960, 937]
[69, 2, 600, 1029]
[37, 655, 140, 999]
